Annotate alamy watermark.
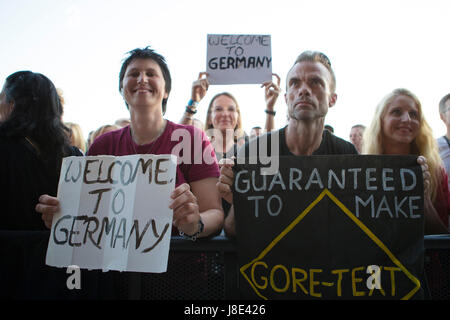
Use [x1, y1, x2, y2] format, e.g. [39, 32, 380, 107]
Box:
[66, 265, 81, 290]
[171, 128, 280, 174]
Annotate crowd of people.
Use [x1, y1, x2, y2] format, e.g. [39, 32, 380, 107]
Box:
[1, 46, 449, 241]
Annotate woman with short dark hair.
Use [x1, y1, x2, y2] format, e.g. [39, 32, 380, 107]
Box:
[37, 47, 224, 239]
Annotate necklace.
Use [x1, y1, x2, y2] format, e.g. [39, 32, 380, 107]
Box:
[129, 121, 166, 155]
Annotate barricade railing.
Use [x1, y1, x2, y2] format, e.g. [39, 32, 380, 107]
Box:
[0, 231, 449, 300]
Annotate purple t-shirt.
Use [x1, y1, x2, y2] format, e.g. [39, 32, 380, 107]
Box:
[87, 120, 220, 187]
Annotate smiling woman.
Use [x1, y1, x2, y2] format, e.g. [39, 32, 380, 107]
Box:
[119, 50, 171, 115]
[36, 47, 224, 240]
[121, 59, 168, 108]
[204, 92, 245, 161]
[381, 94, 421, 153]
[363, 88, 450, 234]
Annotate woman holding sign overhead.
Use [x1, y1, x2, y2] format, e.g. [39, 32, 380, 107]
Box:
[36, 47, 224, 240]
[0, 71, 82, 230]
[180, 72, 281, 162]
[363, 88, 450, 234]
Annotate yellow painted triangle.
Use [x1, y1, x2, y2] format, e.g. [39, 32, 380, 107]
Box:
[240, 189, 421, 300]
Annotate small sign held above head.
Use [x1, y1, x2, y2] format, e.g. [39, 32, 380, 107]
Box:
[206, 34, 272, 85]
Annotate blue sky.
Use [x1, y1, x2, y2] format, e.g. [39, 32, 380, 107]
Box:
[1, 0, 449, 140]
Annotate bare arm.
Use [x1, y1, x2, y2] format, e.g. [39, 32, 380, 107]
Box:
[224, 205, 236, 237]
[180, 72, 209, 125]
[262, 73, 281, 132]
[171, 178, 224, 237]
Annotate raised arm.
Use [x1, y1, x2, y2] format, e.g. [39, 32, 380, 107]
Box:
[180, 72, 209, 125]
[261, 73, 281, 132]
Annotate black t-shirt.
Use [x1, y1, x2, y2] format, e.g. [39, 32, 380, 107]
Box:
[237, 126, 358, 161]
[0, 136, 82, 230]
[280, 126, 358, 156]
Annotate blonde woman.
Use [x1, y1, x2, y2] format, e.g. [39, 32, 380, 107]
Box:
[363, 88, 450, 234]
[180, 72, 281, 162]
[65, 122, 86, 154]
[203, 92, 247, 160]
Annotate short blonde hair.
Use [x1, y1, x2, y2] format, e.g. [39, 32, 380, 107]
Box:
[65, 122, 86, 153]
[363, 88, 443, 201]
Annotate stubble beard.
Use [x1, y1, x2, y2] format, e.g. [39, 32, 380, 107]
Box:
[288, 105, 327, 123]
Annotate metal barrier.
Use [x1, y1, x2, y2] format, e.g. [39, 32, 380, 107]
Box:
[0, 231, 449, 300]
[424, 235, 450, 300]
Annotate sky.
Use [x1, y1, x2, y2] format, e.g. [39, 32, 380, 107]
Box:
[1, 0, 449, 142]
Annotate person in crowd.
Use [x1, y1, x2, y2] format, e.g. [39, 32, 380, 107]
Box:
[36, 47, 224, 240]
[324, 124, 334, 133]
[56, 88, 65, 118]
[65, 122, 86, 154]
[0, 71, 82, 230]
[179, 72, 281, 223]
[217, 51, 358, 236]
[180, 72, 281, 162]
[250, 126, 263, 138]
[115, 117, 131, 127]
[349, 124, 365, 153]
[437, 93, 450, 190]
[87, 123, 121, 148]
[363, 88, 450, 234]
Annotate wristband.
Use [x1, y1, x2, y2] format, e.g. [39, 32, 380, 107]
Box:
[179, 217, 204, 241]
[185, 106, 197, 114]
[188, 99, 199, 107]
[265, 109, 276, 115]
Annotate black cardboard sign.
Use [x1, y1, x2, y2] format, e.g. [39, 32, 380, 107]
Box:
[233, 155, 424, 300]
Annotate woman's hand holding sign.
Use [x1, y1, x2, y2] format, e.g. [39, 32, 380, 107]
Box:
[181, 72, 209, 125]
[170, 183, 201, 236]
[262, 73, 281, 110]
[35, 194, 60, 229]
[191, 72, 209, 103]
[417, 156, 431, 198]
[170, 178, 224, 239]
[417, 155, 449, 234]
